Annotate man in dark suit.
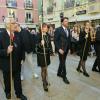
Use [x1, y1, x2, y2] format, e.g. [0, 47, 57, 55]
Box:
[92, 25, 100, 73]
[54, 17, 71, 84]
[0, 17, 27, 100]
[14, 23, 37, 80]
[0, 31, 2, 70]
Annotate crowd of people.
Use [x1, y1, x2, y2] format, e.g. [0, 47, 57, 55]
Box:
[0, 16, 100, 100]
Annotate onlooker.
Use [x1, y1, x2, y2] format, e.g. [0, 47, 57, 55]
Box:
[71, 24, 80, 54]
[48, 25, 55, 55]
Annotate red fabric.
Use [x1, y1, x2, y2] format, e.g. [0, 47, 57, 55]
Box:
[10, 33, 14, 41]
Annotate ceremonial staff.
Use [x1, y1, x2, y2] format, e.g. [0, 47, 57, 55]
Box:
[81, 32, 89, 67]
[0, 76, 4, 91]
[81, 37, 88, 63]
[9, 9, 14, 99]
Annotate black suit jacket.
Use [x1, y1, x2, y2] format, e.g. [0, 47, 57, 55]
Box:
[96, 26, 100, 42]
[19, 28, 34, 53]
[17, 28, 35, 61]
[0, 30, 23, 72]
[54, 26, 71, 52]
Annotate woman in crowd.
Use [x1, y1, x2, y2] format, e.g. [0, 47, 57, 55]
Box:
[36, 23, 52, 92]
[48, 25, 55, 56]
[71, 24, 80, 54]
[76, 22, 91, 77]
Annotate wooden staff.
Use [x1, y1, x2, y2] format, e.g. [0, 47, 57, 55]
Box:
[0, 76, 4, 91]
[9, 16, 13, 100]
[81, 34, 88, 63]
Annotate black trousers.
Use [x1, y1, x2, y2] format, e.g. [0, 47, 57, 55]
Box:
[95, 43, 100, 71]
[3, 70, 22, 97]
[93, 57, 98, 68]
[57, 51, 68, 78]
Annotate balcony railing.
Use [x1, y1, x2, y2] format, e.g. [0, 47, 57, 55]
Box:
[25, 18, 33, 23]
[6, 0, 17, 8]
[47, 6, 53, 14]
[24, 2, 33, 9]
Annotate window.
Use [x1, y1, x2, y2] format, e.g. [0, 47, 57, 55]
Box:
[26, 13, 32, 19]
[8, 10, 16, 18]
[64, 0, 75, 8]
[7, 0, 15, 2]
[25, 12, 32, 23]
[7, 0, 17, 8]
[25, 0, 33, 8]
[25, 0, 32, 4]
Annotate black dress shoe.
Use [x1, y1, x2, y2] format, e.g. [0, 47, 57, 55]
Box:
[92, 68, 99, 72]
[83, 72, 90, 77]
[63, 77, 70, 84]
[43, 82, 48, 92]
[17, 94, 27, 100]
[57, 73, 63, 78]
[6, 93, 11, 99]
[76, 68, 83, 73]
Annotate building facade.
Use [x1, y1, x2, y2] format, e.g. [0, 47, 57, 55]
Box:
[0, 0, 39, 29]
[41, 0, 100, 28]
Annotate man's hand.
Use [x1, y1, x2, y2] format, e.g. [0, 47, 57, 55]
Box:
[7, 45, 13, 54]
[59, 49, 64, 55]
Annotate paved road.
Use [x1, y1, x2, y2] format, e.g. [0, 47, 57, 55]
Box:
[0, 54, 100, 100]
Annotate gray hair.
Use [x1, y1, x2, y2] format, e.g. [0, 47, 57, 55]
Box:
[4, 17, 15, 24]
[4, 17, 16, 29]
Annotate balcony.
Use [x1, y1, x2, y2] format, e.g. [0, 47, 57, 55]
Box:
[24, 2, 33, 9]
[47, 6, 53, 14]
[25, 18, 33, 23]
[64, 0, 75, 9]
[6, 0, 17, 8]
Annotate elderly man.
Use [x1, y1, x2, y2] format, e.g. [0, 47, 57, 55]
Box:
[0, 17, 27, 100]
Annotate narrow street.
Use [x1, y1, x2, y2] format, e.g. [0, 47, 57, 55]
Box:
[0, 54, 100, 100]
